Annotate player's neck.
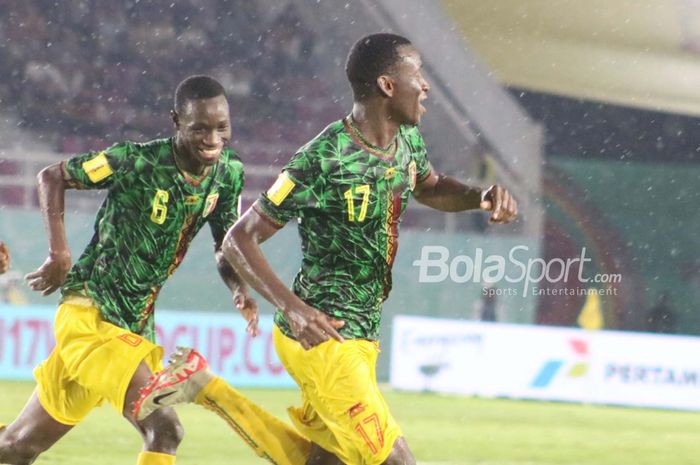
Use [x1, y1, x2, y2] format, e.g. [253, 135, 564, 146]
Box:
[350, 104, 400, 150]
[172, 137, 209, 178]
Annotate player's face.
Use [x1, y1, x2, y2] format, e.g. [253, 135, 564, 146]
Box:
[175, 95, 231, 167]
[388, 45, 430, 126]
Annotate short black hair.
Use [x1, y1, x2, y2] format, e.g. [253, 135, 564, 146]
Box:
[345, 33, 412, 101]
[174, 75, 226, 113]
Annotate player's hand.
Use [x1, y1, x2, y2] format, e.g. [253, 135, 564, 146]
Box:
[234, 291, 260, 337]
[0, 242, 9, 274]
[480, 185, 518, 224]
[25, 251, 72, 296]
[285, 304, 345, 350]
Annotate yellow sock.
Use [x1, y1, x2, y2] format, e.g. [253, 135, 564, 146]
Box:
[196, 376, 310, 465]
[136, 451, 175, 465]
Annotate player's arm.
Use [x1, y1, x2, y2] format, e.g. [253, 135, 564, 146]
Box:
[25, 162, 73, 295]
[223, 207, 345, 350]
[212, 229, 259, 337]
[0, 241, 9, 274]
[413, 172, 518, 224]
[208, 157, 261, 335]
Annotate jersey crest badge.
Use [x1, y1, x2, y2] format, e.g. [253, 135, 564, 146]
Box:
[203, 192, 219, 217]
[408, 160, 417, 191]
[384, 167, 397, 180]
[267, 171, 296, 206]
[82, 152, 113, 183]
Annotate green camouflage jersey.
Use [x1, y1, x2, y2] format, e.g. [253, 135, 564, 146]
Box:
[61, 138, 244, 341]
[255, 118, 431, 340]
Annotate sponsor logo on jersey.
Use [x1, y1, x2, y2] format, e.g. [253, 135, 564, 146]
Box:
[203, 192, 219, 217]
[267, 171, 296, 206]
[82, 152, 113, 183]
[408, 160, 417, 191]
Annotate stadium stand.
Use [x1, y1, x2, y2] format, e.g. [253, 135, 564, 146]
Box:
[0, 1, 540, 234]
[0, 0, 340, 206]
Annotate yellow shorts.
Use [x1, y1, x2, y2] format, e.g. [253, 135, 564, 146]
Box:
[34, 297, 163, 425]
[273, 325, 402, 465]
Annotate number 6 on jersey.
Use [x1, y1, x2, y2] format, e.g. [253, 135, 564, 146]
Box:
[151, 189, 169, 224]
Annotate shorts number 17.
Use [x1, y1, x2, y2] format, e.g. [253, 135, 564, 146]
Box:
[354, 413, 384, 455]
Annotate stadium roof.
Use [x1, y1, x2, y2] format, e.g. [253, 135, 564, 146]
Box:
[442, 0, 700, 116]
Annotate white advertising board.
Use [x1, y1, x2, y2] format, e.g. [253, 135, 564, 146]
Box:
[0, 304, 294, 387]
[391, 316, 700, 411]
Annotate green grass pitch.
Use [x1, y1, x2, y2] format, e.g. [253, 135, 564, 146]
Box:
[0, 380, 697, 464]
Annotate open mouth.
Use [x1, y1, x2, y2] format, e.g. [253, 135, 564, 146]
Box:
[419, 96, 427, 114]
[197, 147, 221, 161]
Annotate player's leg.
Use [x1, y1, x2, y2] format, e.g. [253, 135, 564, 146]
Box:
[124, 362, 184, 465]
[55, 299, 183, 464]
[305, 442, 344, 465]
[0, 391, 73, 465]
[274, 325, 411, 465]
[303, 427, 414, 465]
[0, 329, 100, 465]
[133, 347, 311, 465]
[381, 437, 416, 465]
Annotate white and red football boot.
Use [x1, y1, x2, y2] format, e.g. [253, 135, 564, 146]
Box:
[133, 347, 213, 421]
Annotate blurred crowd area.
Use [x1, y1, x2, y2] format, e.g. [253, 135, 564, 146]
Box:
[0, 0, 339, 157]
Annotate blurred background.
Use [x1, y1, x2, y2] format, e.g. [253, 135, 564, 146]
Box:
[0, 0, 698, 399]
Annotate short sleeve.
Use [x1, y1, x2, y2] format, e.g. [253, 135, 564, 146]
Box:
[62, 142, 132, 189]
[254, 149, 321, 227]
[405, 126, 432, 182]
[208, 156, 245, 240]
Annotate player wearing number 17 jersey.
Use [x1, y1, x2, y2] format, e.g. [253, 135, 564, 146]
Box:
[134, 33, 518, 465]
[0, 76, 259, 465]
[227, 33, 517, 465]
[255, 119, 432, 342]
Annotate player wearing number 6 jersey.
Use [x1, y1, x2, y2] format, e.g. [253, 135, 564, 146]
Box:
[135, 33, 518, 465]
[0, 76, 259, 465]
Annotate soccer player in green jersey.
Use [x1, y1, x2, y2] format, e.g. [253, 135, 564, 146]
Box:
[135, 34, 517, 465]
[0, 75, 257, 465]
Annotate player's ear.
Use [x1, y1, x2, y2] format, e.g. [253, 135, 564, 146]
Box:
[171, 109, 180, 128]
[377, 75, 394, 98]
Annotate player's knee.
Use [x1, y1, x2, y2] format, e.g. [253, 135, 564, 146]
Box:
[141, 412, 184, 452]
[381, 437, 416, 465]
